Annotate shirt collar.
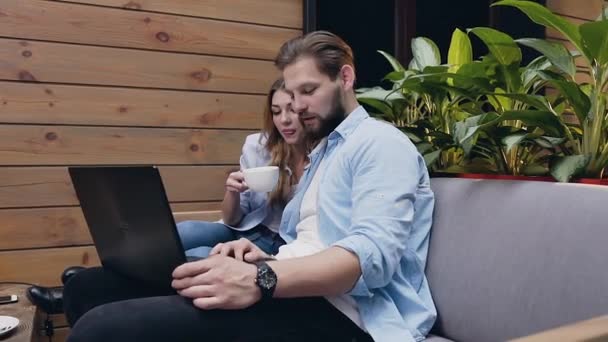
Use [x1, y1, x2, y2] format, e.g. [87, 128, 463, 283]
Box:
[304, 137, 328, 170]
[329, 105, 369, 141]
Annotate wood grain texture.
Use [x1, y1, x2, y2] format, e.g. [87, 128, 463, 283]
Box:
[0, 82, 265, 129]
[45, 327, 69, 342]
[0, 285, 39, 342]
[0, 207, 91, 250]
[0, 125, 251, 165]
[49, 314, 68, 329]
[0, 0, 299, 60]
[0, 246, 101, 286]
[547, 0, 604, 20]
[0, 39, 279, 93]
[510, 315, 608, 342]
[0, 166, 235, 208]
[50, 0, 303, 28]
[0, 206, 222, 250]
[575, 69, 592, 84]
[0, 0, 292, 306]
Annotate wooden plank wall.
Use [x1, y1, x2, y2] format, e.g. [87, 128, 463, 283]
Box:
[0, 0, 301, 340]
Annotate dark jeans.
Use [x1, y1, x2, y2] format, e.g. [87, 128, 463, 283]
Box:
[63, 267, 373, 342]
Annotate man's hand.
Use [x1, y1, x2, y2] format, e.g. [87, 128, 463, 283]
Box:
[210, 238, 271, 262]
[172, 255, 261, 310]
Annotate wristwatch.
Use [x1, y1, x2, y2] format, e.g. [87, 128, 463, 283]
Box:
[254, 260, 277, 300]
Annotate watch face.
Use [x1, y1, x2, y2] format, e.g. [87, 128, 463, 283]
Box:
[258, 264, 277, 290]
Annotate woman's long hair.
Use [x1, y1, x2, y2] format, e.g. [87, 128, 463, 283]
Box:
[261, 78, 305, 208]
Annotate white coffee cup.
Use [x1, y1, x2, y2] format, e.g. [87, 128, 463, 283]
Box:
[242, 166, 279, 192]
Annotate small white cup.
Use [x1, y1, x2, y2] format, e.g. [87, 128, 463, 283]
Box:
[242, 166, 279, 192]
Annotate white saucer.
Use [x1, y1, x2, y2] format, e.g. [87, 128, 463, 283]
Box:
[0, 316, 19, 337]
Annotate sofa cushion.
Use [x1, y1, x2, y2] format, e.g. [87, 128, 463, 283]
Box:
[426, 178, 608, 342]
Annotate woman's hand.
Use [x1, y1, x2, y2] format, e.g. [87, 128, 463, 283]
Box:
[225, 171, 249, 193]
[210, 238, 271, 262]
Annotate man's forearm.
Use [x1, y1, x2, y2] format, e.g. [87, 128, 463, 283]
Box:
[268, 246, 361, 298]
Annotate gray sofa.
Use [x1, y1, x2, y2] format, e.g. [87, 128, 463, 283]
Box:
[424, 178, 608, 342]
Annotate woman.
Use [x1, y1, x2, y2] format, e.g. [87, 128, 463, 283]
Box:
[177, 78, 310, 258]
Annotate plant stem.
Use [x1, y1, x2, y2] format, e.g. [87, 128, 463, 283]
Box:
[586, 63, 606, 177]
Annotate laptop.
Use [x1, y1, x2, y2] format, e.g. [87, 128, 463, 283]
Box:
[68, 166, 194, 291]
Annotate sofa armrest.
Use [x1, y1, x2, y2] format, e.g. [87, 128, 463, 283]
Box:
[509, 315, 608, 342]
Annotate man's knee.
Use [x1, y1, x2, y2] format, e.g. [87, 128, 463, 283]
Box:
[67, 304, 118, 342]
[63, 267, 100, 304]
[63, 267, 108, 326]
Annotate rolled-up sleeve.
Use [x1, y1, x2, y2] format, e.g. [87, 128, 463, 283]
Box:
[332, 131, 422, 296]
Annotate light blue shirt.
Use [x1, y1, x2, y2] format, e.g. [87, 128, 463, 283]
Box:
[279, 106, 437, 342]
[225, 133, 281, 232]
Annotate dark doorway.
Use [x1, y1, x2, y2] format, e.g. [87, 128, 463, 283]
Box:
[309, 1, 399, 88]
[303, 0, 546, 86]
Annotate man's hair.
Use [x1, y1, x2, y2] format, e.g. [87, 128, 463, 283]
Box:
[274, 30, 355, 80]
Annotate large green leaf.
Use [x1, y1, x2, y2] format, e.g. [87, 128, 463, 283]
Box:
[357, 97, 394, 119]
[516, 38, 576, 77]
[550, 154, 590, 182]
[422, 65, 450, 74]
[580, 20, 608, 65]
[534, 136, 565, 149]
[448, 29, 473, 69]
[488, 88, 513, 112]
[378, 50, 405, 72]
[468, 27, 522, 66]
[459, 101, 486, 116]
[356, 87, 404, 101]
[521, 56, 552, 89]
[411, 37, 441, 71]
[497, 110, 566, 137]
[501, 131, 564, 152]
[492, 0, 589, 60]
[423, 149, 443, 167]
[383, 71, 405, 82]
[417, 142, 433, 154]
[399, 127, 424, 143]
[458, 60, 492, 79]
[466, 109, 566, 139]
[502, 133, 527, 152]
[430, 83, 484, 101]
[454, 112, 500, 144]
[497, 62, 523, 94]
[538, 70, 591, 123]
[383, 70, 417, 90]
[490, 93, 554, 113]
[411, 72, 493, 92]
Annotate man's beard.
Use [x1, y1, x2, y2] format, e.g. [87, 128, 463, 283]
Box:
[304, 87, 346, 140]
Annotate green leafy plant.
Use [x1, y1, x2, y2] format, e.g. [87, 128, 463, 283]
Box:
[358, 0, 608, 182]
[359, 27, 568, 176]
[494, 0, 608, 181]
[357, 29, 484, 172]
[455, 27, 570, 176]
